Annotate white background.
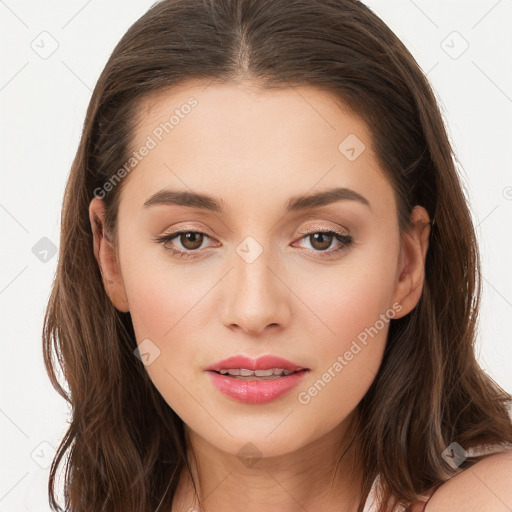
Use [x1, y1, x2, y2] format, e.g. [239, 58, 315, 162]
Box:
[1, 1, 511, 510]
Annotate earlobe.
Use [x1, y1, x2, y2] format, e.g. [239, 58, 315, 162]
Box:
[392, 205, 431, 319]
[88, 197, 130, 313]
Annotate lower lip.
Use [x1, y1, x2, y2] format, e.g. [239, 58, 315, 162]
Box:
[207, 370, 309, 404]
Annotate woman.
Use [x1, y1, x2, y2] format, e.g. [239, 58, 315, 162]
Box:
[43, 0, 512, 510]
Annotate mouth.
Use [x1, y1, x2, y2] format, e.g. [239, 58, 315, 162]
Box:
[210, 368, 306, 380]
[205, 354, 310, 404]
[205, 354, 308, 374]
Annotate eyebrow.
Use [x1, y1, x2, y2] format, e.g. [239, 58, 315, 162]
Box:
[143, 186, 371, 213]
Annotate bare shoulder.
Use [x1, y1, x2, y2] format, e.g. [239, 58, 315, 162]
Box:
[426, 449, 512, 511]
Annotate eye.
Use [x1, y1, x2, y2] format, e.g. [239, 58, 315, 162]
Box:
[294, 228, 353, 257]
[153, 230, 215, 259]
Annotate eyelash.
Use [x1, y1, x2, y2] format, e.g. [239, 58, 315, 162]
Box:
[153, 227, 354, 260]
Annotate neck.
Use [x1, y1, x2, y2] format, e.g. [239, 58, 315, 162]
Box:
[171, 411, 365, 512]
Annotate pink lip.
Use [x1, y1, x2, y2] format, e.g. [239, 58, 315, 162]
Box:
[205, 355, 309, 404]
[205, 355, 307, 372]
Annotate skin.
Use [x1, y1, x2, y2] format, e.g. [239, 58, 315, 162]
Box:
[89, 79, 512, 512]
[425, 450, 512, 511]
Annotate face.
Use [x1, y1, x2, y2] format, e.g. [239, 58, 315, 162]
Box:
[90, 80, 429, 459]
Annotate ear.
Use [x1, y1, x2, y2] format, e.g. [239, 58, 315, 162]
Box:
[392, 205, 430, 319]
[88, 197, 130, 313]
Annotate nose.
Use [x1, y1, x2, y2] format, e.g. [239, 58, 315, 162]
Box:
[221, 250, 292, 336]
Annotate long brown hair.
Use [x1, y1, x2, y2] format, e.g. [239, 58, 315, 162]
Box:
[42, 0, 512, 510]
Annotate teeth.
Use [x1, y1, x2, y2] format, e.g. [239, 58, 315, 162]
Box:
[255, 369, 274, 377]
[218, 368, 295, 377]
[221, 368, 240, 375]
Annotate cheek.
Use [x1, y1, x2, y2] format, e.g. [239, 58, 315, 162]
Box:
[124, 261, 207, 360]
[295, 294, 390, 414]
[121, 238, 209, 343]
[306, 230, 400, 354]
[292, 252, 399, 432]
[120, 256, 215, 421]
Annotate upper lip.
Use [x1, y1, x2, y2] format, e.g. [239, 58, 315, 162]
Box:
[205, 355, 308, 372]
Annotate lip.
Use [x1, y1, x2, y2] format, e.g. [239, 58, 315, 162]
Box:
[205, 354, 309, 404]
[205, 355, 307, 372]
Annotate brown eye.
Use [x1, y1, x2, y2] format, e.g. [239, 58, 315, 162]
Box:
[154, 230, 212, 258]
[178, 232, 204, 250]
[308, 232, 334, 251]
[295, 229, 354, 258]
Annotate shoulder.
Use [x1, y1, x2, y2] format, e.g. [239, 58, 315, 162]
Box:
[425, 449, 512, 511]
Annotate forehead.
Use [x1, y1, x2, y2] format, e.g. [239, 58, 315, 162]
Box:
[133, 80, 371, 151]
[118, 80, 393, 218]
